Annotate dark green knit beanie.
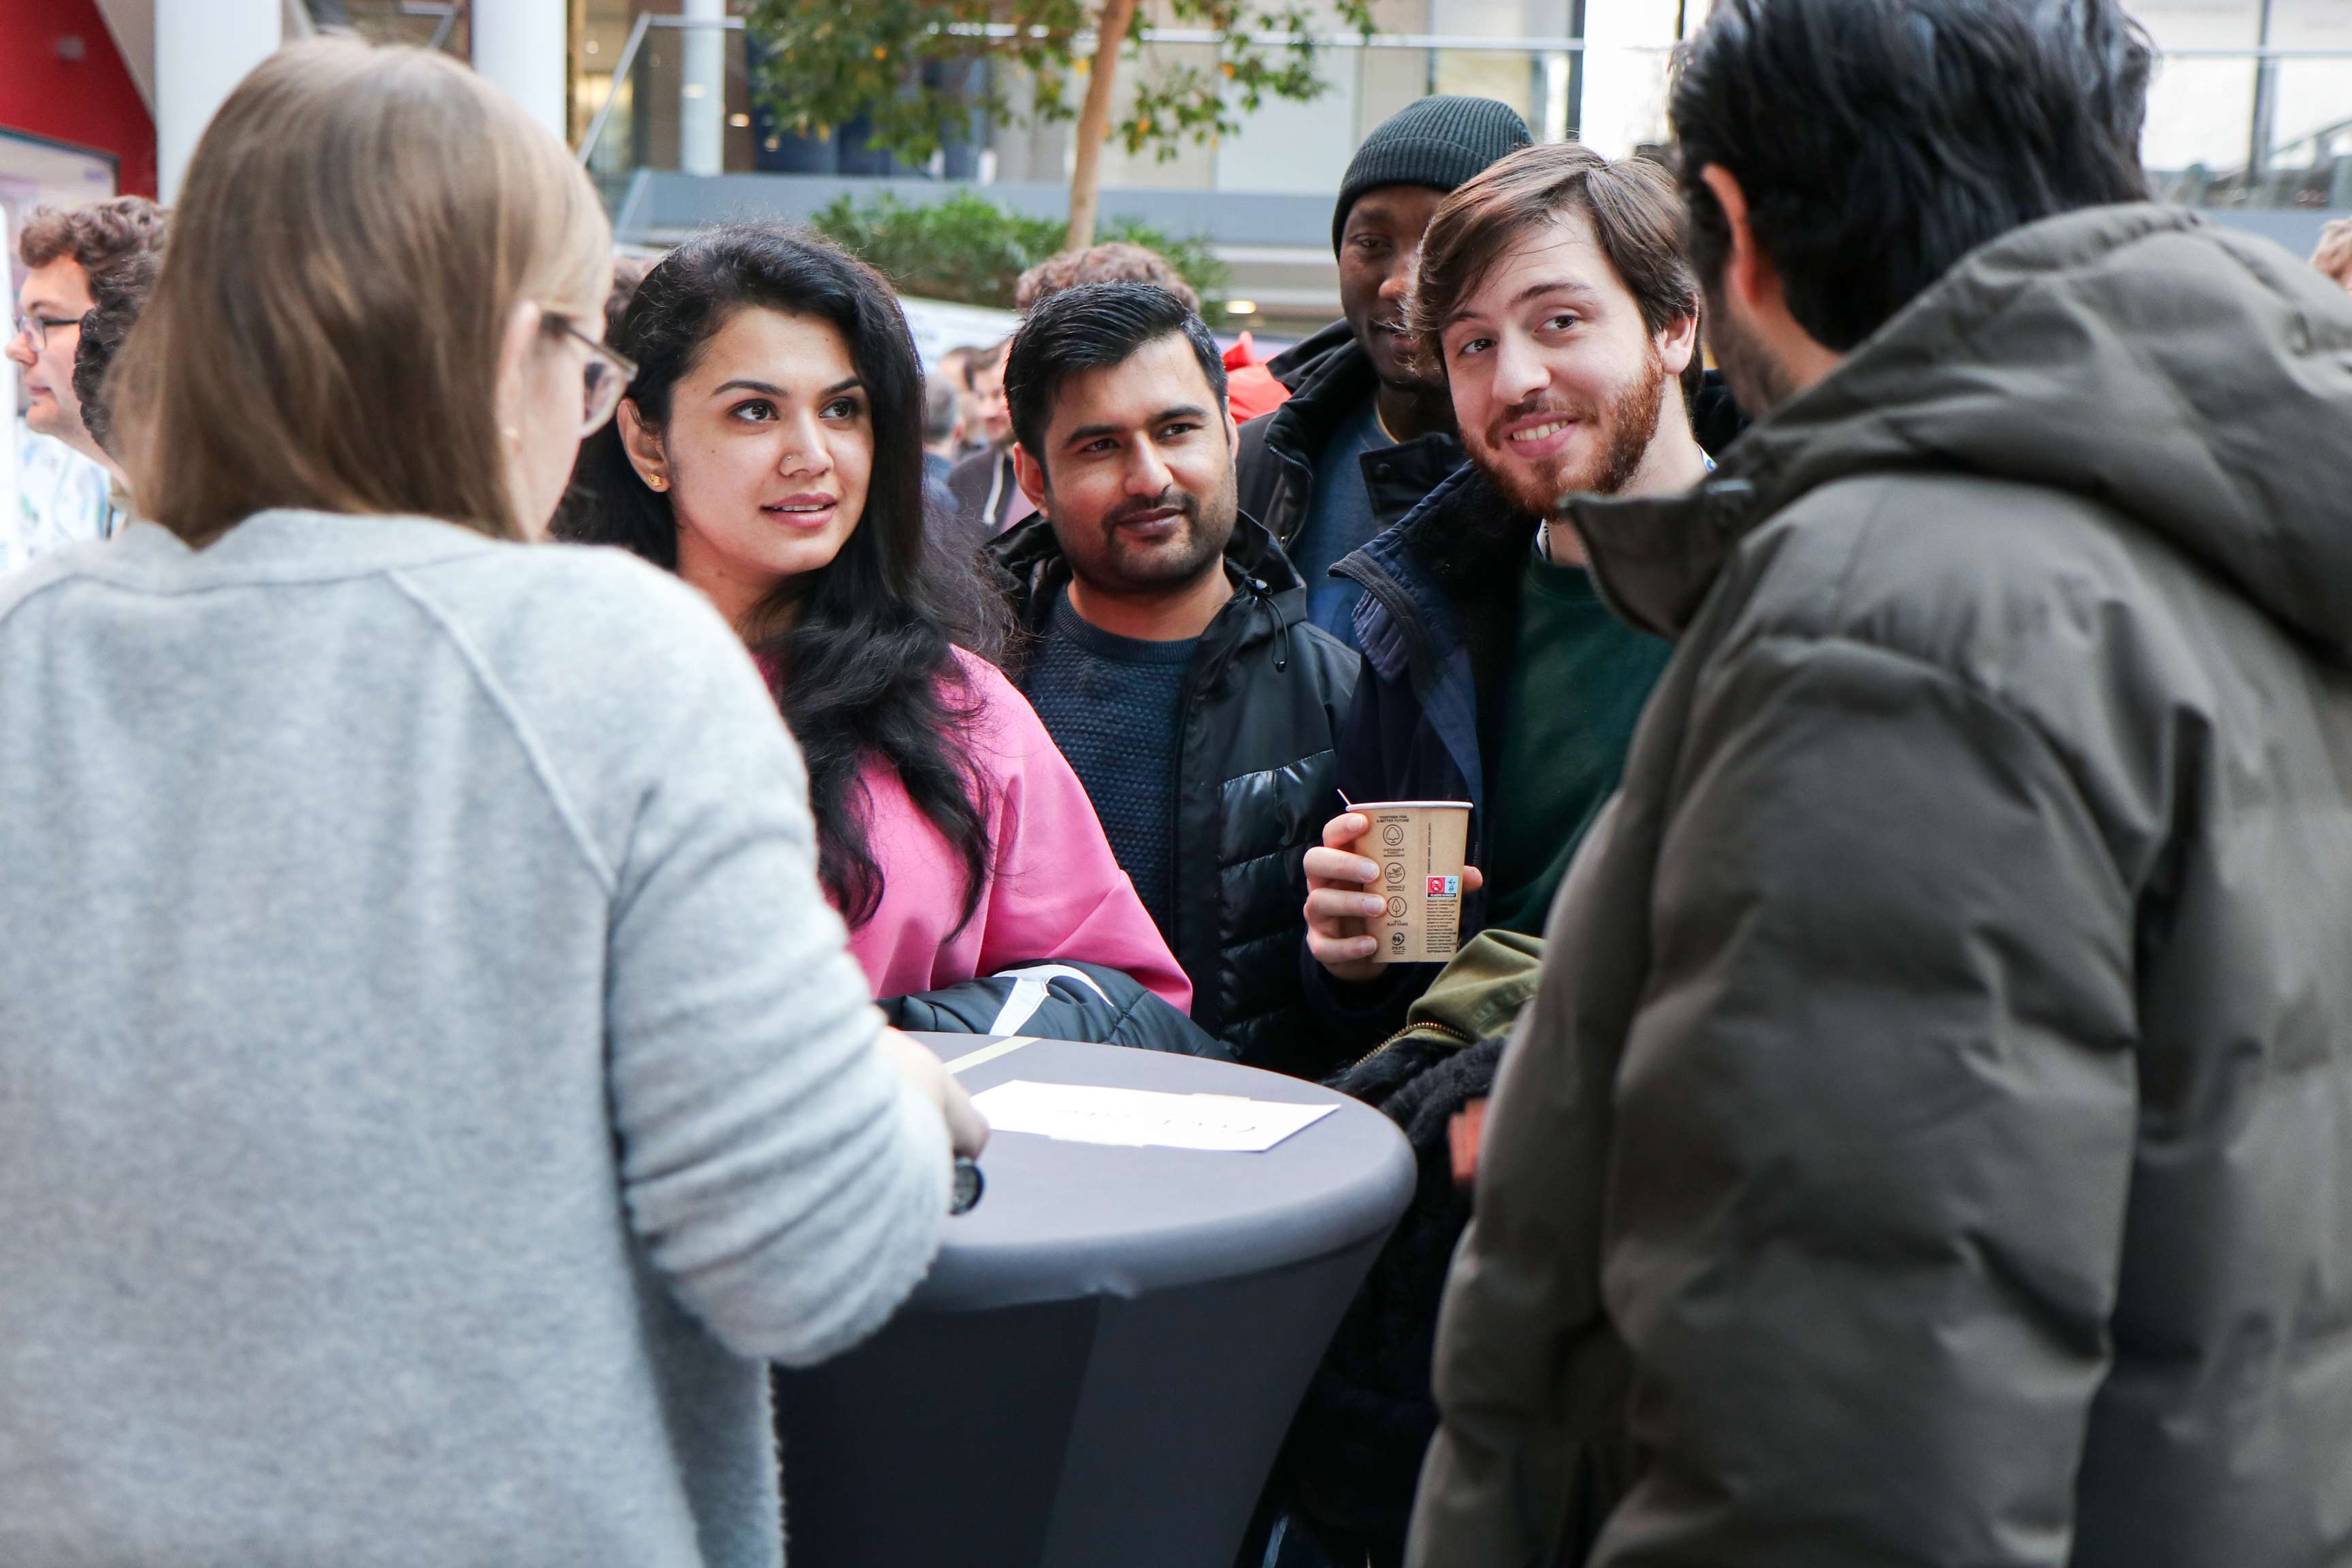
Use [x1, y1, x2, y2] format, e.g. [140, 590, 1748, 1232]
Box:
[1331, 95, 1535, 254]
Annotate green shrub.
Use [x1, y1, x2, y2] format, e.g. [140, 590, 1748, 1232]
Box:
[809, 191, 1231, 318]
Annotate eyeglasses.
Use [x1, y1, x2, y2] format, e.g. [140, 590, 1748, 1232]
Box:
[546, 314, 639, 437]
[11, 312, 81, 352]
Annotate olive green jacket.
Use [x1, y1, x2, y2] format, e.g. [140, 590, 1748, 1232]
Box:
[1411, 204, 2352, 1568]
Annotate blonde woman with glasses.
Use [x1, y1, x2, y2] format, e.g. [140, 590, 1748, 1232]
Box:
[0, 39, 981, 1567]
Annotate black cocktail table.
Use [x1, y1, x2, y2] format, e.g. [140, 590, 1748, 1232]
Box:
[774, 1033, 1415, 1567]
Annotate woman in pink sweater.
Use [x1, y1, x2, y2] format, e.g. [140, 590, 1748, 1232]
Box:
[563, 227, 1186, 1011]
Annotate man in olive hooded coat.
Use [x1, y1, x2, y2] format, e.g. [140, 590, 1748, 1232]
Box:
[1411, 2, 2352, 1565]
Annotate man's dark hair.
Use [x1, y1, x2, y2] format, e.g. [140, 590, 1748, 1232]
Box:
[1671, 0, 2152, 351]
[1004, 282, 1228, 475]
[74, 248, 163, 459]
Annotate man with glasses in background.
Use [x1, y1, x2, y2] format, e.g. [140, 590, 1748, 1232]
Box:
[7, 197, 165, 570]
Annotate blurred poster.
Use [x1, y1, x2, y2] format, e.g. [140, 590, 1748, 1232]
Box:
[895, 295, 1020, 372]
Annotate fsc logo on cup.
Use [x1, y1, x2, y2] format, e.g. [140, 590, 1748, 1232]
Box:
[1426, 875, 1460, 898]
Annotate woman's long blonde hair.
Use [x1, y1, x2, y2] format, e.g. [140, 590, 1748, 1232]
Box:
[114, 39, 609, 544]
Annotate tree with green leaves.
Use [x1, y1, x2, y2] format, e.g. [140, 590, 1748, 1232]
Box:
[742, 0, 1377, 250]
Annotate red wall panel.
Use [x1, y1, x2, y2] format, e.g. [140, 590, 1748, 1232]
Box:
[0, 0, 158, 199]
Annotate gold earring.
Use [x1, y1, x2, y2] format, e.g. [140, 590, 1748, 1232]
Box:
[646, 473, 668, 491]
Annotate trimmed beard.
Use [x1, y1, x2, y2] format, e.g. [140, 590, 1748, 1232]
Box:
[1065, 479, 1235, 595]
[1473, 342, 1667, 518]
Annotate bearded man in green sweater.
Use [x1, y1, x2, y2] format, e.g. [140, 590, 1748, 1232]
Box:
[1268, 142, 1733, 1568]
[1298, 142, 1730, 1051]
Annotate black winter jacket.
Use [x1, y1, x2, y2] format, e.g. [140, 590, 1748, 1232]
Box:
[885, 960, 1227, 1058]
[945, 444, 1024, 540]
[1236, 321, 1465, 559]
[990, 512, 1359, 1076]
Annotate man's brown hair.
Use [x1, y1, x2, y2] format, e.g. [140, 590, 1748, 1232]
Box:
[1407, 142, 1702, 407]
[1016, 242, 1200, 314]
[18, 196, 166, 286]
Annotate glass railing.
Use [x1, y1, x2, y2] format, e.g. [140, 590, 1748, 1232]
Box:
[576, 19, 1648, 201]
[2143, 48, 2352, 209]
[575, 18, 2352, 214]
[303, 1, 469, 52]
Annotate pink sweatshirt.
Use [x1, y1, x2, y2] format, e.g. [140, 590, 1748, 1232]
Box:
[831, 650, 1191, 1011]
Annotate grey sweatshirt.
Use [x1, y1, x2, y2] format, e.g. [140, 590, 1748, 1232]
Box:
[0, 511, 949, 1567]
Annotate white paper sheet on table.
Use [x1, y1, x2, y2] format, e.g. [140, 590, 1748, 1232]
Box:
[968, 1079, 1340, 1152]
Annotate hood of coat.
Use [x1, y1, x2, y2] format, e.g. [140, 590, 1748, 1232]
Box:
[1264, 318, 1362, 393]
[1571, 203, 2352, 659]
[1256, 320, 1384, 463]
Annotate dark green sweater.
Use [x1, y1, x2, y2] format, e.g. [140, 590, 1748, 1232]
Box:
[1482, 555, 1672, 934]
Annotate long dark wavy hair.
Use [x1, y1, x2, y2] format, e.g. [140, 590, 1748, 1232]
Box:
[560, 225, 1007, 932]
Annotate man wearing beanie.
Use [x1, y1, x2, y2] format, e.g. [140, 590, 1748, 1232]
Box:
[1236, 96, 1531, 648]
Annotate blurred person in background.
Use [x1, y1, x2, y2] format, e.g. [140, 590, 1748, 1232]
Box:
[1015, 239, 1199, 314]
[992, 282, 1355, 1072]
[922, 374, 965, 485]
[1414, 1, 2352, 1563]
[922, 373, 981, 559]
[7, 195, 164, 568]
[1236, 97, 1530, 647]
[936, 342, 982, 451]
[565, 225, 1190, 1019]
[2312, 217, 2352, 293]
[946, 336, 1023, 534]
[0, 39, 979, 1568]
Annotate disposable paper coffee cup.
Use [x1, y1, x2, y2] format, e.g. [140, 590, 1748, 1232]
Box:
[1348, 800, 1471, 964]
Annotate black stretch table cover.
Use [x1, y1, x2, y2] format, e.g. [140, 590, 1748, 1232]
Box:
[775, 1035, 1416, 1568]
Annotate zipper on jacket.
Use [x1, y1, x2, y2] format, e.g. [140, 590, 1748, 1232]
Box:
[1166, 574, 1284, 1034]
[1343, 1017, 1477, 1078]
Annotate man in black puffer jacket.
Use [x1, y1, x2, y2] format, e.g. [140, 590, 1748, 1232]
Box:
[992, 283, 1358, 1075]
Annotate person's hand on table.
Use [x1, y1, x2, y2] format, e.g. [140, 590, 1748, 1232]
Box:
[879, 1026, 990, 1159]
[1303, 811, 1483, 983]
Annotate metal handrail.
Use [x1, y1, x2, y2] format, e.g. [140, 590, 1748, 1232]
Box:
[576, 12, 747, 167]
[2163, 46, 2352, 61]
[941, 23, 1607, 52]
[574, 15, 2352, 182]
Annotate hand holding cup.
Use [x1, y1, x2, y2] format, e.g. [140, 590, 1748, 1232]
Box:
[1305, 808, 1482, 982]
